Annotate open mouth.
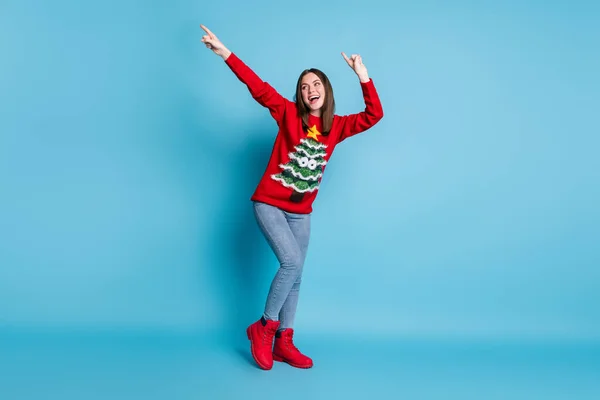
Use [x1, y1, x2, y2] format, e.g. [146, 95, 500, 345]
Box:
[308, 95, 320, 105]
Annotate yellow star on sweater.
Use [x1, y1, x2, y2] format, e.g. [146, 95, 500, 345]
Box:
[306, 125, 321, 141]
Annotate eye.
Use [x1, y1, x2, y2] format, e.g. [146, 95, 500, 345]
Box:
[307, 159, 317, 170]
[298, 157, 309, 168]
[315, 82, 321, 86]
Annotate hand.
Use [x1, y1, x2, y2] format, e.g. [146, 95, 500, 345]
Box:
[201, 24, 231, 60]
[342, 52, 369, 83]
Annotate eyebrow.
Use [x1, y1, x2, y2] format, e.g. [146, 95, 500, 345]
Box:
[302, 79, 322, 86]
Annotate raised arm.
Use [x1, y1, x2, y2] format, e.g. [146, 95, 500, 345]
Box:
[201, 24, 288, 123]
[337, 52, 384, 142]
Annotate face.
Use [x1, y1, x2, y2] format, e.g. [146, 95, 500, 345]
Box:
[300, 72, 325, 116]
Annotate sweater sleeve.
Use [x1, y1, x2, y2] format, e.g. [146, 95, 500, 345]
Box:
[225, 52, 289, 124]
[337, 79, 384, 143]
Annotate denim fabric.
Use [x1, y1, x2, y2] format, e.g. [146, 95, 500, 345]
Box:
[253, 201, 310, 330]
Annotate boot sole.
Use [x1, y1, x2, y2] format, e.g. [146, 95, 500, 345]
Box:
[273, 354, 313, 369]
[246, 327, 272, 370]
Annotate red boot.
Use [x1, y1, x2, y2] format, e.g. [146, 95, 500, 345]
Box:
[246, 317, 280, 370]
[273, 328, 313, 369]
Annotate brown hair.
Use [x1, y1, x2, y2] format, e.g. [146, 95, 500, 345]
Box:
[294, 68, 335, 135]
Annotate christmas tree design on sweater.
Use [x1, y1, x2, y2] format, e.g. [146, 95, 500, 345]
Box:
[272, 125, 328, 202]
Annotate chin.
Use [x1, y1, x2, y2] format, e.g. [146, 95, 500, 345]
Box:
[311, 103, 324, 112]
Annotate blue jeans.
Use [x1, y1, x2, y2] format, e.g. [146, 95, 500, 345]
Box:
[253, 201, 311, 330]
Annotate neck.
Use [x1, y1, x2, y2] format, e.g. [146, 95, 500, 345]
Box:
[309, 109, 322, 118]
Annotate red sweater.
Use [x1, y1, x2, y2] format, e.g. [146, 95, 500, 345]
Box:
[225, 52, 384, 214]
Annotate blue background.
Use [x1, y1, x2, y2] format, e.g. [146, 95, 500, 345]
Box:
[1, 0, 599, 398]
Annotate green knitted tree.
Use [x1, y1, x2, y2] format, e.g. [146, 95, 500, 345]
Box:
[272, 132, 328, 202]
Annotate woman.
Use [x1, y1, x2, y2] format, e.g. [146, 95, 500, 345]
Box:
[201, 24, 383, 370]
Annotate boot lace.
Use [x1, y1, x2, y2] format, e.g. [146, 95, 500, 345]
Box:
[284, 335, 300, 353]
[262, 325, 277, 346]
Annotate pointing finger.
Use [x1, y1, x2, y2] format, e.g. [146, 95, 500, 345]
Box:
[200, 24, 216, 39]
